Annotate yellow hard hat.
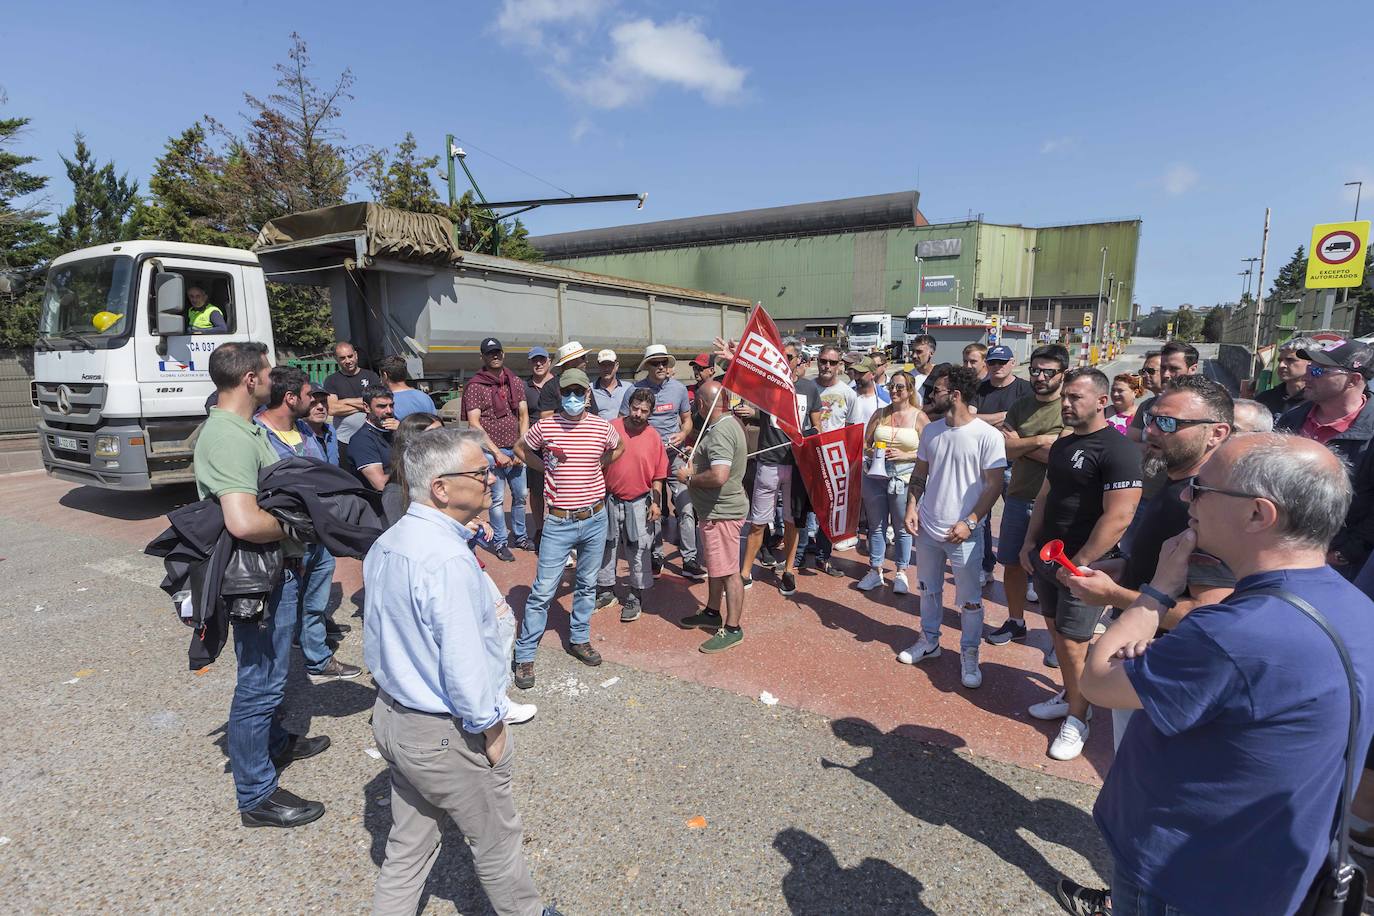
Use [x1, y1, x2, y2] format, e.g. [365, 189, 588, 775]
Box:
[92, 311, 123, 333]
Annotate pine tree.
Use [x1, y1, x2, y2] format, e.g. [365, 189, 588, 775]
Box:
[0, 99, 56, 347]
[1202, 305, 1225, 343]
[1266, 246, 1307, 306]
[54, 133, 139, 251]
[369, 133, 443, 213]
[129, 123, 241, 246]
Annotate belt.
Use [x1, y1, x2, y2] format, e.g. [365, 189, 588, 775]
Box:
[547, 500, 605, 520]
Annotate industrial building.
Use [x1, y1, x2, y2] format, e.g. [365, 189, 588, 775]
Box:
[530, 191, 1141, 335]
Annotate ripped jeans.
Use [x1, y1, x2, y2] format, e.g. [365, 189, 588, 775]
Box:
[913, 528, 985, 651]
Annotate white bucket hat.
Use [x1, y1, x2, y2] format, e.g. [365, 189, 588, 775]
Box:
[554, 340, 590, 367]
[638, 344, 678, 371]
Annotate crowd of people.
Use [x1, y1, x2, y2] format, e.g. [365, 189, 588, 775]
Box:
[188, 328, 1374, 915]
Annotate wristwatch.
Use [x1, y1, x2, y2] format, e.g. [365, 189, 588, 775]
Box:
[964, 514, 979, 529]
[1139, 583, 1177, 609]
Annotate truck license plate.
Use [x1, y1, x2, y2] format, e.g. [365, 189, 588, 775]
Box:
[55, 435, 78, 451]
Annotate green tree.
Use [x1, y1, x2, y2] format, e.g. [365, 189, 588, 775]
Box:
[369, 133, 443, 213]
[0, 97, 56, 348]
[1174, 306, 1202, 342]
[1202, 305, 1225, 343]
[55, 133, 139, 251]
[1266, 246, 1307, 307]
[128, 123, 240, 246]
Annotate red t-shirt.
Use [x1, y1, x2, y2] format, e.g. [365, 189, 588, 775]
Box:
[603, 418, 668, 500]
[1301, 397, 1367, 445]
[524, 413, 620, 509]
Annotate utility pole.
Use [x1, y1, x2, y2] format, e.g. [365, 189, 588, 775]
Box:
[996, 236, 1006, 325]
[1341, 181, 1364, 308]
[914, 255, 924, 328]
[1025, 245, 1041, 324]
[1248, 208, 1271, 383]
[1095, 246, 1108, 352]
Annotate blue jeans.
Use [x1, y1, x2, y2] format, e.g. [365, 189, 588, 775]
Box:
[487, 447, 528, 548]
[1111, 863, 1185, 916]
[298, 542, 335, 673]
[862, 474, 911, 570]
[913, 528, 984, 651]
[516, 507, 607, 662]
[228, 565, 300, 810]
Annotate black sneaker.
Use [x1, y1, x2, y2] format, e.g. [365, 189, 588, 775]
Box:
[681, 559, 708, 580]
[741, 575, 754, 590]
[594, 590, 619, 613]
[679, 607, 722, 630]
[652, 553, 665, 578]
[621, 591, 642, 623]
[495, 545, 516, 563]
[307, 656, 362, 684]
[513, 536, 537, 552]
[779, 571, 797, 596]
[758, 546, 777, 569]
[984, 619, 1028, 646]
[323, 619, 351, 637]
[819, 560, 844, 578]
[1053, 877, 1111, 916]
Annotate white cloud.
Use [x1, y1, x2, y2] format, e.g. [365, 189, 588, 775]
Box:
[1040, 136, 1075, 154]
[494, 0, 610, 49]
[1161, 163, 1199, 196]
[570, 118, 594, 143]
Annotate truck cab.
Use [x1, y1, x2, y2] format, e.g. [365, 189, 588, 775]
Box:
[33, 241, 272, 490]
[846, 312, 893, 357]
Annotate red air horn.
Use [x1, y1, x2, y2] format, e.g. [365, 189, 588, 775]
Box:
[1039, 539, 1085, 577]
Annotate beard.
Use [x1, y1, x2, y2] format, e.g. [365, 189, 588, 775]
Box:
[1143, 453, 1168, 478]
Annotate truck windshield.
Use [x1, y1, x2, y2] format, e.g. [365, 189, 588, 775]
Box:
[849, 322, 881, 336]
[39, 255, 136, 342]
[905, 318, 929, 334]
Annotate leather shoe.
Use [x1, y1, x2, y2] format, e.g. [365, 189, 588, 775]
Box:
[240, 787, 325, 828]
[567, 642, 603, 666]
[272, 733, 331, 771]
[324, 619, 352, 636]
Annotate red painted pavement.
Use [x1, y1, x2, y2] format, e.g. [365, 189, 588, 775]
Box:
[1, 469, 1112, 785]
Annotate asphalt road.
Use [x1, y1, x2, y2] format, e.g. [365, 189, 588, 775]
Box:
[0, 467, 1114, 914]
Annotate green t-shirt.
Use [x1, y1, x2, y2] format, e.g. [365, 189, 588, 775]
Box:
[690, 414, 748, 521]
[195, 408, 298, 554]
[1004, 395, 1065, 501]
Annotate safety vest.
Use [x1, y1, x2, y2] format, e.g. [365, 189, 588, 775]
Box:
[189, 304, 224, 330]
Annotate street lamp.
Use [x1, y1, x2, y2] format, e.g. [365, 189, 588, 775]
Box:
[1341, 182, 1363, 307]
[1095, 246, 1109, 351]
[1025, 245, 1041, 324]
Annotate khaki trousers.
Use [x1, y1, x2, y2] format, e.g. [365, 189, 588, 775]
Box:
[371, 692, 542, 916]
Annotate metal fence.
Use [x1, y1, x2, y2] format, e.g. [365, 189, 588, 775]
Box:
[0, 350, 36, 436]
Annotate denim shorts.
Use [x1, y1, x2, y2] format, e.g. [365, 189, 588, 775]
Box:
[1032, 555, 1104, 643]
[996, 497, 1035, 566]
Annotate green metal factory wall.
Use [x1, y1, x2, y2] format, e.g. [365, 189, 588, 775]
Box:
[1031, 221, 1140, 322]
[902, 223, 981, 311]
[974, 224, 1039, 303]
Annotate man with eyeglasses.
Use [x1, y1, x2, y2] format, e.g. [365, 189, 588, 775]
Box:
[1127, 342, 1198, 445]
[514, 368, 623, 688]
[1255, 337, 1316, 421]
[363, 427, 559, 915]
[624, 344, 702, 578]
[985, 345, 1069, 648]
[1053, 376, 1238, 914]
[1020, 367, 1142, 761]
[1079, 434, 1374, 916]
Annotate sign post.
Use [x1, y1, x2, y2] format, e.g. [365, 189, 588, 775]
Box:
[1081, 312, 1093, 366]
[1305, 220, 1370, 334]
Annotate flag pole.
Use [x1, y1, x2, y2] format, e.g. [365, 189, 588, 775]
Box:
[685, 385, 725, 467]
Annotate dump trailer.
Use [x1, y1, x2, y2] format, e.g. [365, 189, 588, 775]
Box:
[32, 203, 749, 490]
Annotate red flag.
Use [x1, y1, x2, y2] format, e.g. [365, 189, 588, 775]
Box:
[721, 305, 803, 444]
[792, 424, 865, 542]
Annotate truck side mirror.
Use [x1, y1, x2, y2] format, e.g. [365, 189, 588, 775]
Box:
[155, 273, 186, 336]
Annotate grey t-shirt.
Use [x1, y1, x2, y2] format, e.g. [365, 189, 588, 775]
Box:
[623, 378, 692, 444]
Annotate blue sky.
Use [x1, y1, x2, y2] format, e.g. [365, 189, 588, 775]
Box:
[4, 0, 1370, 310]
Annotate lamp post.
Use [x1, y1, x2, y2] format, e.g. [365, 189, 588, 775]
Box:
[1095, 246, 1109, 352]
[1341, 182, 1363, 309]
[1025, 245, 1041, 324]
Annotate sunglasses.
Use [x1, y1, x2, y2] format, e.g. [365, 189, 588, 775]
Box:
[561, 387, 589, 397]
[1308, 364, 1354, 378]
[647, 360, 672, 369]
[818, 358, 840, 366]
[1140, 367, 1158, 376]
[1028, 367, 1062, 378]
[438, 467, 495, 484]
[1145, 413, 1221, 433]
[1184, 478, 1262, 501]
[531, 357, 549, 364]
[889, 384, 910, 392]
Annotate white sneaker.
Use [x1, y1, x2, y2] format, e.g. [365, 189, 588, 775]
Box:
[1026, 582, 1039, 603]
[892, 571, 910, 594]
[1044, 646, 1059, 668]
[1028, 690, 1094, 721]
[960, 647, 982, 688]
[833, 536, 858, 552]
[504, 700, 537, 725]
[857, 568, 884, 591]
[565, 550, 577, 569]
[886, 525, 895, 542]
[897, 638, 941, 665]
[1049, 715, 1090, 761]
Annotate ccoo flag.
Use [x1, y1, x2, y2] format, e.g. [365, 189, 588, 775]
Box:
[720, 304, 803, 444]
[792, 424, 865, 542]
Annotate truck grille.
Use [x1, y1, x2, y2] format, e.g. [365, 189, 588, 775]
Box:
[33, 381, 106, 427]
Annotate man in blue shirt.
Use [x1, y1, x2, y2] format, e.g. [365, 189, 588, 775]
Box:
[623, 344, 703, 578]
[364, 427, 554, 916]
[347, 390, 397, 491]
[378, 354, 438, 420]
[1082, 433, 1374, 916]
[591, 348, 630, 420]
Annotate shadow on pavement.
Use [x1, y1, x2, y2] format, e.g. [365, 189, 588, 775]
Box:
[821, 718, 1110, 892]
[774, 827, 934, 915]
[362, 770, 494, 915]
[58, 482, 195, 520]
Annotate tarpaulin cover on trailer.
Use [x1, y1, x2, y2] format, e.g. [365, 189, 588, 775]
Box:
[253, 202, 458, 264]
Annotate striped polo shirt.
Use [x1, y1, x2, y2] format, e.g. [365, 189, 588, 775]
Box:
[524, 413, 620, 510]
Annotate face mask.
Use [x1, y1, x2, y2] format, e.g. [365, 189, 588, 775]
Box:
[561, 394, 587, 416]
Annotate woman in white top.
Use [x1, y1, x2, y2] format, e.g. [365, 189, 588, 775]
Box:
[857, 371, 929, 593]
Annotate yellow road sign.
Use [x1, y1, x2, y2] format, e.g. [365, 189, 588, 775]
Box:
[1305, 221, 1370, 288]
[1082, 311, 1093, 327]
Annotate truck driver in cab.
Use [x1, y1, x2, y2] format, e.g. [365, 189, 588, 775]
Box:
[187, 284, 227, 333]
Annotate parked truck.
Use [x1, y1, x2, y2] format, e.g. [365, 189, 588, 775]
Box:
[32, 203, 750, 490]
[903, 305, 988, 354]
[846, 312, 895, 356]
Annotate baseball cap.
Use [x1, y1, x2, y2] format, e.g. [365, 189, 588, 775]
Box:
[986, 345, 1014, 362]
[691, 353, 713, 369]
[1297, 340, 1374, 378]
[558, 368, 591, 390]
[851, 357, 877, 374]
[597, 349, 617, 364]
[480, 337, 503, 354]
[842, 351, 861, 366]
[527, 346, 550, 361]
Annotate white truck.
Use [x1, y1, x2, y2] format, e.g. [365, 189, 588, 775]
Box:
[903, 305, 988, 352]
[846, 312, 895, 356]
[32, 203, 749, 490]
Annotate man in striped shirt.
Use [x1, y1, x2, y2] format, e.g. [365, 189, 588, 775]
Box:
[513, 368, 624, 689]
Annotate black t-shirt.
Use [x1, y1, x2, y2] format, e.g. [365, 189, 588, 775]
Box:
[323, 368, 382, 401]
[527, 377, 558, 417]
[1120, 475, 1190, 590]
[755, 377, 822, 465]
[348, 422, 394, 477]
[1042, 425, 1143, 555]
[975, 377, 1034, 418]
[1255, 383, 1305, 421]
